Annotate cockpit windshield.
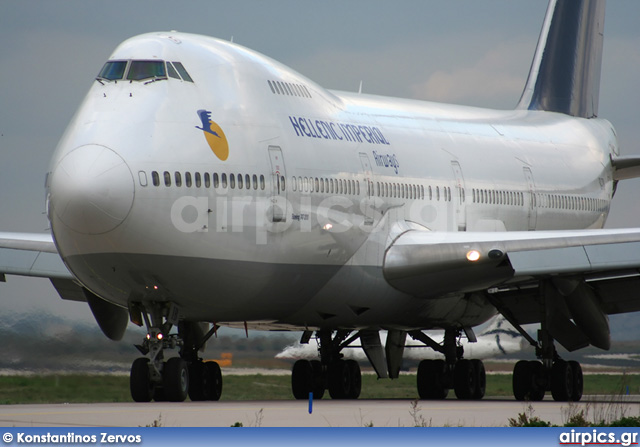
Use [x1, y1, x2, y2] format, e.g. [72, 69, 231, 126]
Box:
[97, 61, 127, 81]
[96, 60, 194, 83]
[127, 61, 166, 81]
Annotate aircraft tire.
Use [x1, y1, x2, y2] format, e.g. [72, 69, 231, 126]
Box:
[188, 361, 206, 401]
[163, 357, 189, 402]
[328, 360, 351, 399]
[512, 360, 532, 401]
[417, 359, 448, 400]
[528, 360, 546, 401]
[551, 360, 573, 402]
[292, 360, 313, 400]
[454, 359, 477, 400]
[345, 359, 361, 399]
[568, 360, 583, 402]
[310, 360, 325, 400]
[130, 357, 154, 402]
[205, 361, 223, 401]
[471, 359, 486, 400]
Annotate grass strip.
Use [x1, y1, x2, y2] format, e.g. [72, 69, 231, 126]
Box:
[0, 373, 638, 404]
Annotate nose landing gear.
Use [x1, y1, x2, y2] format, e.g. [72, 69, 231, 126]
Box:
[128, 302, 221, 402]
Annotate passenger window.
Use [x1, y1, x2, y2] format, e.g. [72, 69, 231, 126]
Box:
[230, 174, 236, 189]
[164, 171, 171, 186]
[253, 174, 258, 190]
[222, 173, 228, 188]
[281, 176, 286, 191]
[152, 171, 160, 187]
[213, 173, 220, 188]
[185, 172, 192, 188]
[174, 172, 182, 187]
[204, 173, 210, 188]
[195, 172, 202, 188]
[245, 174, 250, 189]
[237, 173, 243, 189]
[138, 171, 148, 187]
[260, 175, 265, 190]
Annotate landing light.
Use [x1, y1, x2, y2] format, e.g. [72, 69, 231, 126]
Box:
[466, 250, 481, 262]
[323, 223, 333, 231]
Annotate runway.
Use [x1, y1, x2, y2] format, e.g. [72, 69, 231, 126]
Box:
[1, 397, 638, 427]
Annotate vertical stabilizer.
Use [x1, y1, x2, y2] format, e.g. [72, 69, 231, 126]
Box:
[517, 0, 606, 118]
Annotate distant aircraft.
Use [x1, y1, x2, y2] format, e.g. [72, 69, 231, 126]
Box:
[3, 0, 640, 404]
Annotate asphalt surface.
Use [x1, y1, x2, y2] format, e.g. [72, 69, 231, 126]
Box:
[1, 396, 638, 427]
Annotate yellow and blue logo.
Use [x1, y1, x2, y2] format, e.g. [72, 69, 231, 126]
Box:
[196, 109, 229, 161]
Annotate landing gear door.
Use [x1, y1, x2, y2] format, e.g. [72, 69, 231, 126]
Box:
[268, 146, 287, 222]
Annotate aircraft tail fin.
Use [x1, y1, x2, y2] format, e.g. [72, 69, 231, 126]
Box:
[517, 0, 606, 118]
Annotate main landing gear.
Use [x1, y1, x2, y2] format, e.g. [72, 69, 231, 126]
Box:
[510, 324, 583, 402]
[489, 280, 587, 402]
[128, 303, 222, 402]
[411, 328, 486, 400]
[291, 330, 362, 400]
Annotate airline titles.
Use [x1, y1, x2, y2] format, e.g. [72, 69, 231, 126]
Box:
[289, 116, 390, 146]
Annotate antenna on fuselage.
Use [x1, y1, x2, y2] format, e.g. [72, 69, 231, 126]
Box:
[358, 80, 363, 94]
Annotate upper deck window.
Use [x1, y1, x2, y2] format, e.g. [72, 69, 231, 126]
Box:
[97, 61, 128, 81]
[127, 61, 166, 81]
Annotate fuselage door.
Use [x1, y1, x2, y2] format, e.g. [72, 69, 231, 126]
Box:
[523, 167, 537, 230]
[451, 161, 466, 231]
[359, 152, 375, 226]
[268, 146, 287, 222]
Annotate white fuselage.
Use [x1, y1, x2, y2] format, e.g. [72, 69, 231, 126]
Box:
[46, 32, 616, 332]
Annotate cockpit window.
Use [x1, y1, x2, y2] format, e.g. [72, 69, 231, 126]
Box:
[126, 60, 166, 81]
[172, 62, 193, 82]
[166, 62, 181, 79]
[97, 61, 128, 81]
[96, 59, 194, 83]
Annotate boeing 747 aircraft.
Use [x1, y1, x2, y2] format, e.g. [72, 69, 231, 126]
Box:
[3, 0, 640, 403]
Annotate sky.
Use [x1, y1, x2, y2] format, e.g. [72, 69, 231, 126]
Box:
[1, 1, 640, 335]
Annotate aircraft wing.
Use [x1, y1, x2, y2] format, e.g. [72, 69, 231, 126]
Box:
[384, 228, 640, 350]
[0, 232, 71, 279]
[0, 232, 86, 302]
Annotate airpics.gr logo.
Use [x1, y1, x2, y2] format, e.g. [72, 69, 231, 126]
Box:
[196, 109, 229, 161]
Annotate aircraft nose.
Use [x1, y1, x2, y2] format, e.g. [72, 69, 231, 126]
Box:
[49, 144, 134, 235]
